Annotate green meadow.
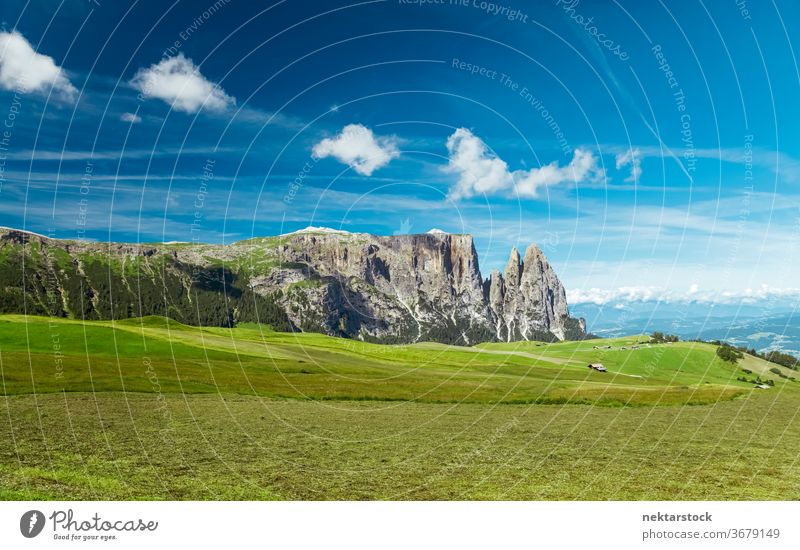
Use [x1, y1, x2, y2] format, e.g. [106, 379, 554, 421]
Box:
[1, 315, 799, 499]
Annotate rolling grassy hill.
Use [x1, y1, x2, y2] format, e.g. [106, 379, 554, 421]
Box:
[1, 315, 794, 406]
[1, 315, 799, 500]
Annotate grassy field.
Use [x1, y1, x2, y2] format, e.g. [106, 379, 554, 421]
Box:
[1, 314, 799, 499]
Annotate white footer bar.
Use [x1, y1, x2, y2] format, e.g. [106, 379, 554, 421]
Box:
[1, 501, 796, 549]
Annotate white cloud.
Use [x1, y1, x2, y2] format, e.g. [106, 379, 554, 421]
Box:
[444, 128, 603, 200]
[444, 128, 513, 199]
[130, 53, 235, 113]
[120, 112, 142, 124]
[514, 148, 603, 197]
[312, 124, 399, 176]
[0, 30, 77, 99]
[567, 285, 800, 306]
[615, 148, 641, 182]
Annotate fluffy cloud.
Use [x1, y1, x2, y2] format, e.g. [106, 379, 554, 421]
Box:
[615, 148, 642, 182]
[444, 128, 513, 198]
[514, 147, 603, 197]
[312, 124, 399, 176]
[0, 30, 77, 98]
[130, 54, 235, 113]
[120, 112, 142, 124]
[444, 128, 603, 200]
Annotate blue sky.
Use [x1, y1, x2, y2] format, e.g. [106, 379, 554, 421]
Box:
[1, 0, 799, 307]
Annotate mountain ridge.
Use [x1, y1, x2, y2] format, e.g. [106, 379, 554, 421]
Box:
[0, 226, 587, 344]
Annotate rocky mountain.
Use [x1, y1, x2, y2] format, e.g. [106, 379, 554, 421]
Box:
[0, 226, 586, 344]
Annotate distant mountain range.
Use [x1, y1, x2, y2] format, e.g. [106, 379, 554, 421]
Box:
[574, 301, 800, 355]
[0, 226, 587, 345]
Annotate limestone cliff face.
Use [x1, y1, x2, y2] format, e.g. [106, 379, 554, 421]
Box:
[0, 227, 586, 344]
[253, 230, 584, 343]
[486, 244, 571, 341]
[255, 232, 492, 343]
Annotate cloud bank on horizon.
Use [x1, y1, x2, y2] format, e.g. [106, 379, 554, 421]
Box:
[567, 285, 800, 306]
